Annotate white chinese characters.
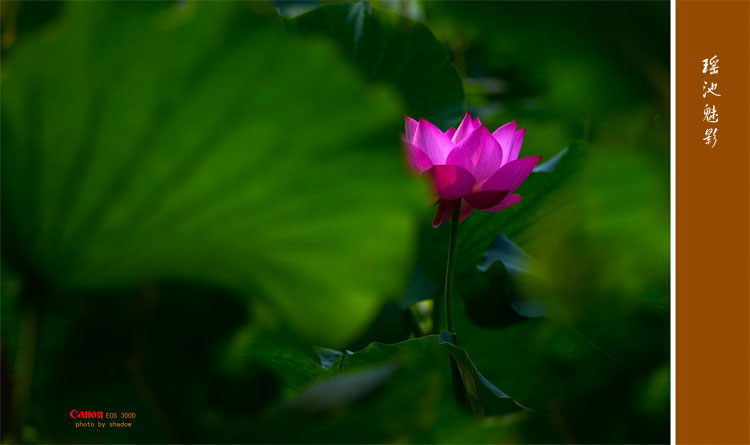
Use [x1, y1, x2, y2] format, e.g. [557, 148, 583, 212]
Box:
[704, 128, 718, 149]
[702, 55, 719, 75]
[700, 55, 720, 148]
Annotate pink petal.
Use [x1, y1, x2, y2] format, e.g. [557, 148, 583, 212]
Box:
[507, 129, 525, 163]
[405, 116, 419, 143]
[464, 190, 510, 209]
[483, 194, 522, 212]
[459, 200, 474, 222]
[446, 125, 503, 184]
[445, 127, 456, 140]
[428, 164, 476, 200]
[492, 121, 517, 165]
[451, 112, 480, 144]
[480, 156, 542, 192]
[432, 199, 458, 228]
[403, 140, 433, 173]
[414, 119, 455, 164]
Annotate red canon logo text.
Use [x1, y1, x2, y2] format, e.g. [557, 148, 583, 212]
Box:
[69, 410, 103, 419]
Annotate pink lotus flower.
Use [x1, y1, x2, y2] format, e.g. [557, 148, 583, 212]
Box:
[403, 112, 542, 228]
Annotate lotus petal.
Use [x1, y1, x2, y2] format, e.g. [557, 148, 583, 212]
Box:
[405, 116, 419, 143]
[428, 164, 476, 200]
[403, 141, 432, 173]
[507, 128, 525, 163]
[414, 119, 455, 164]
[480, 156, 542, 192]
[483, 194, 522, 212]
[492, 121, 517, 165]
[451, 112, 481, 145]
[464, 190, 510, 209]
[446, 126, 503, 184]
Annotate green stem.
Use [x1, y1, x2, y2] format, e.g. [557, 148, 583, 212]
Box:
[444, 198, 461, 334]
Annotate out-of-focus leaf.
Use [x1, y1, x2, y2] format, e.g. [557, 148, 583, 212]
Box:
[0, 2, 424, 347]
[291, 2, 464, 129]
[479, 234, 537, 276]
[459, 261, 525, 329]
[477, 234, 547, 319]
[0, 1, 63, 53]
[285, 362, 397, 411]
[509, 297, 547, 319]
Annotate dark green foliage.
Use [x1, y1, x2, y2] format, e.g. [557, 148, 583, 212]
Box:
[291, 2, 465, 130]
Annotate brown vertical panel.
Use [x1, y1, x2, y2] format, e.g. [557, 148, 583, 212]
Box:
[676, 1, 750, 444]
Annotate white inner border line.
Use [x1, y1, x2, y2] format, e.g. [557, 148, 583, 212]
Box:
[670, 0, 676, 442]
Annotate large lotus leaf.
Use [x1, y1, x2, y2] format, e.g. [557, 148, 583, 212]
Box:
[0, 2, 424, 347]
[339, 335, 521, 417]
[291, 2, 465, 130]
[205, 332, 525, 442]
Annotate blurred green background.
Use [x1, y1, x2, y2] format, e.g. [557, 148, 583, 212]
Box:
[1, 1, 669, 443]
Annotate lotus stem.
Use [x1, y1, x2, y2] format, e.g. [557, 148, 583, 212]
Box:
[444, 198, 461, 334]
